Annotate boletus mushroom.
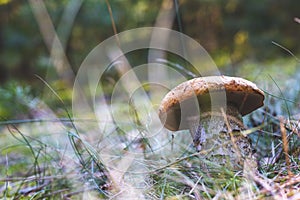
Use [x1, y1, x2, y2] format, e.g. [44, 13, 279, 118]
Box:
[159, 75, 264, 171]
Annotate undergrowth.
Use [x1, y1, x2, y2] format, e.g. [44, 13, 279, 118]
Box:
[1, 1, 299, 199]
[0, 66, 300, 199]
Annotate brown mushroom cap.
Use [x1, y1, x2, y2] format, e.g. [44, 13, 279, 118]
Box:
[159, 75, 265, 131]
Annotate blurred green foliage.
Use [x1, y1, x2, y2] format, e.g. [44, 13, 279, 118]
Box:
[1, 0, 299, 81]
[0, 82, 33, 119]
[0, 0, 299, 119]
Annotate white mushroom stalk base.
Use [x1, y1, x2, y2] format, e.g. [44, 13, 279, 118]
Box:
[188, 105, 254, 171]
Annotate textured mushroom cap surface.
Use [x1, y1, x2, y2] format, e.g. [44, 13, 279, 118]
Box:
[159, 75, 265, 131]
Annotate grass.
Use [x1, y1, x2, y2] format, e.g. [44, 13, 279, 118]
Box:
[1, 0, 299, 198]
[0, 60, 300, 199]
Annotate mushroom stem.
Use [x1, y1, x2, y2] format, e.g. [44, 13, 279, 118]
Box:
[188, 104, 252, 170]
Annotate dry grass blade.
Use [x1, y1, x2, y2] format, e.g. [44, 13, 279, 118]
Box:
[104, 0, 119, 45]
[220, 108, 242, 158]
[280, 118, 293, 177]
[253, 173, 300, 199]
[253, 174, 286, 200]
[280, 174, 300, 188]
[172, 169, 202, 199]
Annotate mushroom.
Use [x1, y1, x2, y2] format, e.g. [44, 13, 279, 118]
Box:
[159, 75, 264, 170]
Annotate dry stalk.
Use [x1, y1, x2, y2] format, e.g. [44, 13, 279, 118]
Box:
[220, 108, 242, 159]
[280, 118, 293, 177]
